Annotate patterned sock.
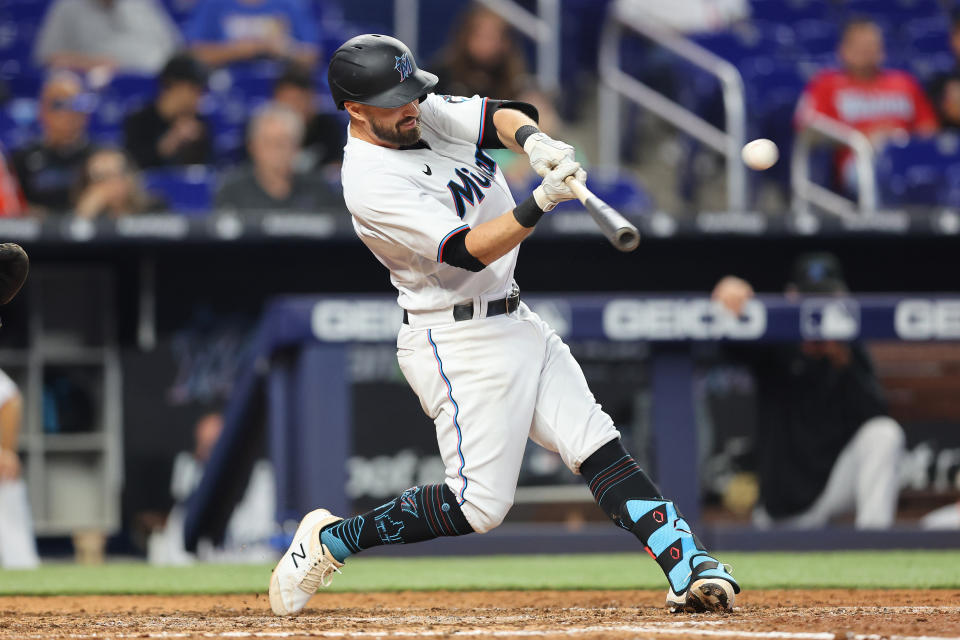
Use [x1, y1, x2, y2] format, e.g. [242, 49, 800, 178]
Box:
[581, 440, 736, 595]
[580, 438, 662, 529]
[319, 484, 473, 562]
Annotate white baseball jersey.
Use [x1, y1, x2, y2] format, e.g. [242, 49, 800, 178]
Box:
[340, 95, 619, 534]
[342, 93, 519, 312]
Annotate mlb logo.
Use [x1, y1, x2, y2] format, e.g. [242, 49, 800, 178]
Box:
[800, 298, 860, 340]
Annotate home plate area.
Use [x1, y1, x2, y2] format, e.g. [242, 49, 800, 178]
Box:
[3, 590, 960, 640]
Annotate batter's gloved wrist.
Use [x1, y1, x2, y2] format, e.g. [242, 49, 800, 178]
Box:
[523, 132, 576, 177]
[533, 160, 584, 211]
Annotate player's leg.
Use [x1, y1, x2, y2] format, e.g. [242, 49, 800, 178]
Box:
[522, 305, 739, 612]
[270, 319, 540, 615]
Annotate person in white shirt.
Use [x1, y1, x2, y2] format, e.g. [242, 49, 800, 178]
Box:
[269, 34, 739, 617]
[0, 368, 40, 569]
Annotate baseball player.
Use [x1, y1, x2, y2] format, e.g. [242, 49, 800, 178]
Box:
[269, 34, 739, 616]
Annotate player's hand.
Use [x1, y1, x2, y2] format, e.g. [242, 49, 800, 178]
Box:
[533, 161, 585, 211]
[523, 132, 576, 177]
[712, 276, 754, 316]
[0, 448, 20, 482]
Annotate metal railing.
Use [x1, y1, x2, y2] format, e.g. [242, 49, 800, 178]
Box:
[474, 0, 560, 92]
[393, 0, 560, 93]
[791, 115, 878, 219]
[598, 3, 747, 211]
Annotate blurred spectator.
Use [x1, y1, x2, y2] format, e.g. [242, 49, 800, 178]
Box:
[796, 19, 938, 193]
[0, 368, 40, 569]
[927, 15, 960, 132]
[72, 148, 165, 218]
[185, 0, 320, 70]
[0, 146, 27, 216]
[217, 102, 340, 212]
[34, 0, 181, 73]
[11, 72, 94, 214]
[124, 53, 213, 168]
[712, 253, 905, 529]
[430, 4, 527, 99]
[148, 411, 276, 565]
[270, 62, 345, 170]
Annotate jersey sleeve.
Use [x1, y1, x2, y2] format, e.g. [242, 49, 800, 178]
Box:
[344, 172, 471, 263]
[909, 75, 939, 131]
[420, 94, 539, 149]
[795, 73, 838, 128]
[0, 368, 19, 408]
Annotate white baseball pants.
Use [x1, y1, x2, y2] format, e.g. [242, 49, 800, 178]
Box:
[397, 302, 619, 533]
[754, 415, 906, 529]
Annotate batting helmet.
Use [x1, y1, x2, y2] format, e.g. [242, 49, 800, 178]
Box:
[328, 34, 438, 110]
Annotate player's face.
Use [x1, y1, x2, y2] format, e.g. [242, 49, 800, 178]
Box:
[840, 25, 884, 77]
[367, 100, 422, 147]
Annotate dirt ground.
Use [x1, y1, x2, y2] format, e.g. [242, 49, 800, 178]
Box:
[1, 590, 959, 640]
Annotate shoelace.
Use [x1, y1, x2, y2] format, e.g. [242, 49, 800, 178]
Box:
[299, 550, 343, 593]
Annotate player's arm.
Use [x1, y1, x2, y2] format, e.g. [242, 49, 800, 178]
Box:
[457, 160, 584, 267]
[492, 104, 577, 177]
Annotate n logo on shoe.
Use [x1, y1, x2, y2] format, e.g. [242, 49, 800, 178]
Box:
[290, 543, 307, 568]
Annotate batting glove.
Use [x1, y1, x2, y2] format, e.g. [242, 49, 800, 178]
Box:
[533, 160, 586, 211]
[523, 132, 576, 177]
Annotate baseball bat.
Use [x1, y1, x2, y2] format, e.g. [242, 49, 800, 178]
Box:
[564, 177, 641, 252]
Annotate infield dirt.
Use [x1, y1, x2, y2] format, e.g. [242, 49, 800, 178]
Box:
[2, 590, 959, 639]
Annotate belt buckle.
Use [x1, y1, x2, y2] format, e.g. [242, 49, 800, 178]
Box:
[506, 286, 520, 313]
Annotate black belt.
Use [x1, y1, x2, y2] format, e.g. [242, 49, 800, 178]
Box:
[403, 290, 520, 325]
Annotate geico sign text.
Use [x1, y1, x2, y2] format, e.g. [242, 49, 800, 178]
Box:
[602, 299, 766, 340]
[311, 301, 401, 341]
[895, 299, 960, 339]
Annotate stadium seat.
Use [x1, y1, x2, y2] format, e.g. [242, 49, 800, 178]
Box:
[750, 0, 830, 22]
[877, 136, 960, 206]
[143, 165, 215, 215]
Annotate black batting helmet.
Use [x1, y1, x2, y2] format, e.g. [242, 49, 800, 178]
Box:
[327, 34, 438, 110]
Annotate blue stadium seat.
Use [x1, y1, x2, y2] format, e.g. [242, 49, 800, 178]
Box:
[143, 165, 215, 215]
[877, 135, 960, 206]
[515, 171, 654, 215]
[792, 20, 840, 56]
[750, 0, 830, 22]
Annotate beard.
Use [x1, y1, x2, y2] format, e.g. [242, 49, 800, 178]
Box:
[372, 115, 421, 146]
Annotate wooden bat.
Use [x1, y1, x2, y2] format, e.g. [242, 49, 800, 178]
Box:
[564, 177, 641, 252]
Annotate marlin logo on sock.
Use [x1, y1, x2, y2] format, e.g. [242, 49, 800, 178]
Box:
[399, 487, 420, 518]
[395, 53, 413, 81]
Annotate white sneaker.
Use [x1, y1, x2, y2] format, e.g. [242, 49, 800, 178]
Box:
[269, 509, 344, 616]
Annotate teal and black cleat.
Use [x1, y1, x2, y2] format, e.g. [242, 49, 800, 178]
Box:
[664, 553, 739, 613]
[620, 499, 740, 613]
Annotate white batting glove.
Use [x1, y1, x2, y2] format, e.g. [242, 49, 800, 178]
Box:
[523, 132, 576, 177]
[533, 161, 586, 211]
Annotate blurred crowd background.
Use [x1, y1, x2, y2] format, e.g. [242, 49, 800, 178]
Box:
[0, 0, 959, 567]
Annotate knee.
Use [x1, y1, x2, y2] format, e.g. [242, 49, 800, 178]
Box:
[861, 416, 906, 455]
[461, 498, 512, 534]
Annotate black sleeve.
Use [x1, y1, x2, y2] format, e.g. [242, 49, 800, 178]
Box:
[123, 109, 160, 169]
[439, 227, 486, 272]
[479, 100, 540, 149]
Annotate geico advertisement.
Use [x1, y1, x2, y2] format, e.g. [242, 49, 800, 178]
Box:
[308, 297, 960, 342]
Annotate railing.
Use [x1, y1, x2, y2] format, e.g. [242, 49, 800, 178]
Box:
[474, 0, 560, 92]
[598, 3, 747, 211]
[792, 114, 878, 219]
[392, 0, 560, 93]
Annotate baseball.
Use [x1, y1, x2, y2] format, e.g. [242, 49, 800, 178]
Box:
[741, 138, 779, 171]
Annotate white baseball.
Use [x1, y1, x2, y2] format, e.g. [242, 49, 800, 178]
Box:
[741, 138, 779, 171]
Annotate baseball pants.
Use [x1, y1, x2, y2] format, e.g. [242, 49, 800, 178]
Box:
[397, 302, 620, 533]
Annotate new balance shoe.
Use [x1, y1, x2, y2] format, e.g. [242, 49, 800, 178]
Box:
[269, 509, 344, 616]
[665, 554, 739, 613]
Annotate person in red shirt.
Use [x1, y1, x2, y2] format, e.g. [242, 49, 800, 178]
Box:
[0, 146, 26, 217]
[796, 18, 938, 194]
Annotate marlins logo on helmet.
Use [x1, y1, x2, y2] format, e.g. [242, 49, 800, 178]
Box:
[395, 53, 413, 81]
